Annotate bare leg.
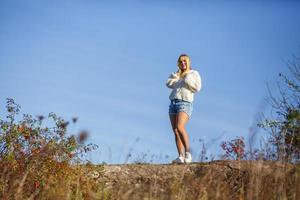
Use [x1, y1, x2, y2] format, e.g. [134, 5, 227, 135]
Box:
[169, 114, 185, 156]
[176, 112, 190, 153]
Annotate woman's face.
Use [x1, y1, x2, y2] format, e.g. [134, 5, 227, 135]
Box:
[178, 56, 190, 71]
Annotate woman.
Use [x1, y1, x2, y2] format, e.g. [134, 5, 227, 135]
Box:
[166, 54, 201, 163]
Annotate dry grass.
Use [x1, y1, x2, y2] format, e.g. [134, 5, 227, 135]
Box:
[94, 160, 300, 200]
[1, 159, 299, 199]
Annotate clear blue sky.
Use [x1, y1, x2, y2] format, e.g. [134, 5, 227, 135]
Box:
[1, 0, 300, 164]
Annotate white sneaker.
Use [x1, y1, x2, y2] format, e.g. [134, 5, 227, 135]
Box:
[172, 155, 185, 164]
[184, 152, 192, 163]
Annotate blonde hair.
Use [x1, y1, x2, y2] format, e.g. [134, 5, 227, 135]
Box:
[177, 54, 192, 78]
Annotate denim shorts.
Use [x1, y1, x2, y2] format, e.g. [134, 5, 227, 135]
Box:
[169, 99, 193, 118]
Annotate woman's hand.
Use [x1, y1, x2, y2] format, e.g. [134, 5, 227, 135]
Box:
[181, 69, 190, 79]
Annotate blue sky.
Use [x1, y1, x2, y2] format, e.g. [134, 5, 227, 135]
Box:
[1, 0, 300, 164]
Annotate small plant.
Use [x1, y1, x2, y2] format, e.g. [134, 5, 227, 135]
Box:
[221, 136, 245, 160]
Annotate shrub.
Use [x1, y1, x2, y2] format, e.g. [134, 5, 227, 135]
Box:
[259, 56, 300, 162]
[0, 98, 99, 199]
[221, 136, 245, 160]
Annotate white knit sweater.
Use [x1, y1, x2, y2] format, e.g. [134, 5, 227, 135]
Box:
[166, 69, 201, 102]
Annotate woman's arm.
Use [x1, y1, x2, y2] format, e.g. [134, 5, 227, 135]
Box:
[166, 72, 180, 89]
[184, 71, 201, 93]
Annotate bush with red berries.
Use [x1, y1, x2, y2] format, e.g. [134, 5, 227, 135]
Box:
[221, 136, 245, 160]
[0, 98, 99, 199]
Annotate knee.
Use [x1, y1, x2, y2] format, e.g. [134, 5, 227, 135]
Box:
[172, 128, 180, 136]
[176, 124, 185, 133]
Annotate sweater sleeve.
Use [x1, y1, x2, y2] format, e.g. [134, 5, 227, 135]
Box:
[184, 71, 201, 93]
[166, 72, 180, 89]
